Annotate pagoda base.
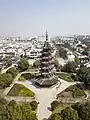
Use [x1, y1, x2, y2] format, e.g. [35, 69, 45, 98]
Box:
[35, 76, 59, 87]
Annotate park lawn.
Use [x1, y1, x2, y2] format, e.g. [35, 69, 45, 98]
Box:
[7, 84, 35, 97]
[57, 84, 86, 98]
[65, 84, 86, 98]
[56, 72, 75, 82]
[53, 103, 70, 114]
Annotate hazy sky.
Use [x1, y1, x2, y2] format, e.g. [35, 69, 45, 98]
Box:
[0, 0, 90, 37]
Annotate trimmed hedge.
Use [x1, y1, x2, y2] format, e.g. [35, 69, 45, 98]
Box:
[51, 101, 60, 111]
[30, 101, 38, 111]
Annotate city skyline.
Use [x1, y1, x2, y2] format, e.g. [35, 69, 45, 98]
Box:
[0, 0, 90, 37]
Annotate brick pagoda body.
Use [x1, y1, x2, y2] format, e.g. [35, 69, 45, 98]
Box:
[35, 31, 58, 87]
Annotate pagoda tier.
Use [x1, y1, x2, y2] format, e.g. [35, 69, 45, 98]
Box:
[40, 65, 54, 72]
[40, 58, 52, 63]
[41, 56, 52, 60]
[36, 76, 57, 86]
[41, 72, 54, 78]
[41, 52, 52, 57]
[40, 64, 53, 68]
[35, 31, 58, 87]
[40, 61, 53, 66]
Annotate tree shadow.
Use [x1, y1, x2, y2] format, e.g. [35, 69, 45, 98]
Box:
[29, 79, 41, 89]
[47, 107, 52, 111]
[80, 83, 89, 90]
[43, 118, 47, 120]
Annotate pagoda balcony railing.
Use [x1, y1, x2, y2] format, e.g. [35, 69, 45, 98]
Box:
[42, 55, 52, 59]
[40, 64, 53, 68]
[40, 65, 54, 70]
[41, 74, 54, 78]
[41, 50, 52, 54]
[41, 61, 52, 64]
[41, 71, 54, 75]
[41, 53, 51, 57]
[41, 51, 51, 54]
[40, 58, 54, 61]
[41, 58, 52, 61]
[40, 68, 53, 73]
[40, 58, 52, 61]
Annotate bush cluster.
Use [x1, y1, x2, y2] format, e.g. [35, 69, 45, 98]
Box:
[0, 99, 38, 120]
[51, 100, 60, 111]
[65, 84, 85, 98]
[49, 102, 90, 120]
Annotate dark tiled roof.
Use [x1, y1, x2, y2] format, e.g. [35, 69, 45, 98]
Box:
[36, 77, 58, 86]
[35, 31, 57, 86]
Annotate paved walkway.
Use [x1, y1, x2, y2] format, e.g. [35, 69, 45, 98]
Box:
[2, 70, 87, 120]
[2, 71, 39, 96]
[4, 96, 36, 102]
[1, 65, 13, 73]
[15, 78, 76, 120]
[79, 83, 90, 99]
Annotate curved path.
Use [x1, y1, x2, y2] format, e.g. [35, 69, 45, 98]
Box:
[2, 71, 38, 96]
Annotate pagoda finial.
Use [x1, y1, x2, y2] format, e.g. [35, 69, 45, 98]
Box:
[46, 30, 48, 41]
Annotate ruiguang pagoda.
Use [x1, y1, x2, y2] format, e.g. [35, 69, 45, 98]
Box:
[35, 31, 58, 87]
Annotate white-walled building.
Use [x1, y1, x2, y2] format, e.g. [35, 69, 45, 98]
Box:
[25, 46, 42, 59]
[67, 51, 75, 62]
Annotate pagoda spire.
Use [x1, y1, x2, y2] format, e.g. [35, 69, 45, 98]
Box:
[46, 30, 48, 41]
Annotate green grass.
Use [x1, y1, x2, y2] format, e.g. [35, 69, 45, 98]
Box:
[7, 84, 35, 97]
[56, 72, 75, 82]
[57, 84, 86, 98]
[53, 103, 70, 113]
[65, 84, 86, 98]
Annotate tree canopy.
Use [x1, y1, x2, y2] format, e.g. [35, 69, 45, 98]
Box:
[53, 58, 62, 71]
[33, 60, 40, 68]
[51, 100, 60, 111]
[48, 113, 62, 120]
[0, 73, 13, 88]
[76, 66, 90, 85]
[61, 61, 77, 73]
[61, 107, 79, 120]
[18, 57, 29, 71]
[72, 102, 90, 120]
[6, 67, 18, 78]
[7, 58, 12, 67]
[0, 100, 38, 120]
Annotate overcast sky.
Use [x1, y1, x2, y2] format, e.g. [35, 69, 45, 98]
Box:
[0, 0, 90, 37]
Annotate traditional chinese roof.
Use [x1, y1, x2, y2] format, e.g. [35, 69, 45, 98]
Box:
[35, 31, 58, 86]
